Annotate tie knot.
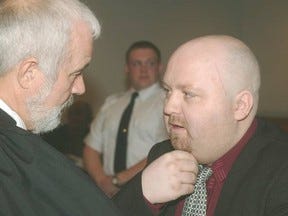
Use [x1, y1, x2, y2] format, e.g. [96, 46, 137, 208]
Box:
[131, 92, 139, 101]
[198, 165, 213, 183]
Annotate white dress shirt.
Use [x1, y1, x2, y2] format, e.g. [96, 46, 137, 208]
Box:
[85, 83, 168, 175]
[0, 99, 26, 129]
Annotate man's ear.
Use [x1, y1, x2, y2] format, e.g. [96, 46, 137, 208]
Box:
[233, 90, 254, 121]
[17, 57, 39, 89]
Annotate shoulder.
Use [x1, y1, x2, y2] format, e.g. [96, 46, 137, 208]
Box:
[255, 118, 288, 154]
[148, 83, 164, 96]
[147, 140, 173, 164]
[100, 91, 128, 110]
[139, 84, 165, 105]
[244, 118, 288, 171]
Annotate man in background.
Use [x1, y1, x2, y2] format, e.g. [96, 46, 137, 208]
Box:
[83, 41, 168, 197]
[114, 35, 288, 215]
[0, 0, 120, 215]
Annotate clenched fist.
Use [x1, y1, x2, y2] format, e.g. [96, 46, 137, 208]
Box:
[142, 150, 199, 204]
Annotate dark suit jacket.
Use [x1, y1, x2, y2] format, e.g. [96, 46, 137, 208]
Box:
[114, 118, 288, 216]
[0, 109, 121, 216]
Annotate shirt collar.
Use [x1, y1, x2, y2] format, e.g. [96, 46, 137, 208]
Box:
[0, 99, 27, 130]
[129, 83, 161, 101]
[210, 119, 258, 183]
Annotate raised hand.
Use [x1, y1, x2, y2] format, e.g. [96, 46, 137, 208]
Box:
[142, 150, 199, 204]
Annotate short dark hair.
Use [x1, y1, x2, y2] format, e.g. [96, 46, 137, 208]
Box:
[125, 41, 161, 63]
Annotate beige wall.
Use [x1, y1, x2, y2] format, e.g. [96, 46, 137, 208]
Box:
[241, 0, 288, 117]
[79, 0, 288, 118]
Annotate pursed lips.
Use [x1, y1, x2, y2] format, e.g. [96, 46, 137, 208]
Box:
[168, 119, 185, 131]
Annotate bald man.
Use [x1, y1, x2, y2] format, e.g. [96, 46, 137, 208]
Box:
[113, 35, 288, 216]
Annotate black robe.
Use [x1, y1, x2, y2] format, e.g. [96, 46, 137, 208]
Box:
[0, 109, 121, 216]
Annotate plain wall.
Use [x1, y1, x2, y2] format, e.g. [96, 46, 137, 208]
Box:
[241, 0, 288, 117]
[78, 0, 288, 118]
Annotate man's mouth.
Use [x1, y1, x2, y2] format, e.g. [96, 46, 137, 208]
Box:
[168, 121, 185, 131]
[139, 76, 149, 80]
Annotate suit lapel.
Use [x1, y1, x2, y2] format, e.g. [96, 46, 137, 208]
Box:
[214, 121, 268, 215]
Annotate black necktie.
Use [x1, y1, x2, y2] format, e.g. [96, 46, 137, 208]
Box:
[114, 92, 138, 173]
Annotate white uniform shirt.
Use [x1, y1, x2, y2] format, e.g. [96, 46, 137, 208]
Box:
[85, 83, 168, 175]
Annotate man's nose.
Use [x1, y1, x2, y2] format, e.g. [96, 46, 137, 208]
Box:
[164, 91, 181, 116]
[72, 75, 86, 95]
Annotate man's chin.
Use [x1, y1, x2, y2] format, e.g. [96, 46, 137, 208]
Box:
[170, 135, 187, 151]
[33, 116, 61, 134]
[28, 96, 74, 134]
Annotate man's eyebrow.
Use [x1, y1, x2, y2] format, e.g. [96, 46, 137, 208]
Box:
[160, 80, 200, 91]
[82, 62, 90, 70]
[76, 62, 91, 73]
[160, 80, 168, 88]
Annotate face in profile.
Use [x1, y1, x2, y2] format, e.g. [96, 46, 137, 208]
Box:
[126, 48, 162, 91]
[27, 21, 93, 134]
[162, 40, 237, 164]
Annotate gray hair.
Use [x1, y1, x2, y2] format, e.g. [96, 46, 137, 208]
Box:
[0, 0, 101, 82]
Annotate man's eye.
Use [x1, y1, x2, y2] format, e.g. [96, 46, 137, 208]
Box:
[147, 61, 156, 67]
[70, 71, 82, 79]
[184, 91, 195, 98]
[131, 62, 141, 67]
[162, 87, 171, 97]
